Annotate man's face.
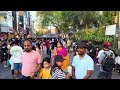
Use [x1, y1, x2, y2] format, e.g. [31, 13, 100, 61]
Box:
[24, 41, 32, 52]
[77, 47, 86, 55]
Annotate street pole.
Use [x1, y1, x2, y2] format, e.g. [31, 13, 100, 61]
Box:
[118, 11, 120, 49]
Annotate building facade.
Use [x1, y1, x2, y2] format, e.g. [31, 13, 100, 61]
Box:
[0, 11, 13, 39]
[0, 11, 32, 39]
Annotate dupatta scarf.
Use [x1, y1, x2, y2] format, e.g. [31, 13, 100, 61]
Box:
[56, 47, 68, 57]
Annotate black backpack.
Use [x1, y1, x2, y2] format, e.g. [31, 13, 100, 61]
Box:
[101, 52, 115, 72]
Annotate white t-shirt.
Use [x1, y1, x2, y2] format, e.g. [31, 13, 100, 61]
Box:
[72, 54, 94, 79]
[10, 45, 23, 63]
[62, 41, 67, 48]
[115, 56, 120, 64]
[97, 49, 104, 58]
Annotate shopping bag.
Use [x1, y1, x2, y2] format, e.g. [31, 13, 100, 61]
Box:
[6, 59, 10, 67]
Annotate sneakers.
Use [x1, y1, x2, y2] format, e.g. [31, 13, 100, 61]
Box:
[4, 65, 8, 68]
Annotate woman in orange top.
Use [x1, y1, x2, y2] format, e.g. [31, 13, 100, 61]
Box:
[52, 41, 70, 72]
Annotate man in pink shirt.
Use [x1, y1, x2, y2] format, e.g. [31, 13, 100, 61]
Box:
[21, 39, 42, 79]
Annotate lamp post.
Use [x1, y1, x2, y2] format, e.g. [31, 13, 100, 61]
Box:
[118, 11, 120, 49]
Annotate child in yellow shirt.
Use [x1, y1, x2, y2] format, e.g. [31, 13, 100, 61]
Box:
[39, 57, 52, 79]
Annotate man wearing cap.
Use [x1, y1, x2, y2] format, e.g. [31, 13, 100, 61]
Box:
[72, 42, 94, 79]
[97, 43, 115, 79]
[97, 42, 111, 61]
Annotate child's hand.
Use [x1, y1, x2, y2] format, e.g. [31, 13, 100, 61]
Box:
[66, 72, 71, 79]
[30, 73, 35, 79]
[34, 77, 40, 79]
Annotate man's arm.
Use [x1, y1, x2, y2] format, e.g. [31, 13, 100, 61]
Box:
[30, 63, 41, 79]
[72, 66, 76, 79]
[35, 52, 42, 73]
[31, 52, 42, 79]
[34, 64, 41, 73]
[83, 70, 93, 79]
[83, 58, 94, 79]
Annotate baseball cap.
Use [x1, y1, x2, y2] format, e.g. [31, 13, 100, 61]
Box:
[54, 55, 65, 62]
[104, 42, 111, 47]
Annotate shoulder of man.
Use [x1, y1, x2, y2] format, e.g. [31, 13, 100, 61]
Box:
[34, 50, 41, 55]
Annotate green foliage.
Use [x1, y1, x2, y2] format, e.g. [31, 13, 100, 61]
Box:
[36, 11, 116, 47]
[75, 26, 114, 46]
[102, 11, 117, 25]
[81, 11, 100, 29]
[36, 11, 63, 31]
[71, 35, 77, 42]
[36, 11, 102, 33]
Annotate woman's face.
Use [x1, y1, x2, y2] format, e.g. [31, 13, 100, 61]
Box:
[96, 48, 99, 51]
[56, 61, 64, 67]
[57, 43, 62, 48]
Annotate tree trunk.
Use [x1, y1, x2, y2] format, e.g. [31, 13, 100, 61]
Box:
[86, 24, 88, 29]
[54, 26, 61, 34]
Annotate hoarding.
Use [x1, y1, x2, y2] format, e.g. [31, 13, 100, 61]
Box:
[105, 24, 116, 35]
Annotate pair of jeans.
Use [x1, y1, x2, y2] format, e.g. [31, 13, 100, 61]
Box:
[14, 63, 22, 71]
[97, 71, 112, 79]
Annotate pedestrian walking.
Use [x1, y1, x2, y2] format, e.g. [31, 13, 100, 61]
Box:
[97, 42, 115, 79]
[51, 55, 66, 79]
[94, 46, 100, 65]
[72, 42, 94, 79]
[40, 40, 47, 60]
[50, 39, 56, 59]
[52, 41, 70, 72]
[21, 39, 42, 79]
[36, 43, 41, 54]
[1, 42, 8, 67]
[9, 42, 15, 75]
[62, 39, 67, 49]
[10, 39, 23, 79]
[67, 38, 71, 52]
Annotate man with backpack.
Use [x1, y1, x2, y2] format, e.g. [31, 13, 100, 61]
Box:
[97, 43, 115, 79]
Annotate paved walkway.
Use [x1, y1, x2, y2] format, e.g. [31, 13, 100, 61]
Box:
[0, 52, 120, 79]
[0, 62, 13, 79]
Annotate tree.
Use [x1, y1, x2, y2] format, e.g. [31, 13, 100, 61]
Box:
[36, 11, 64, 33]
[80, 11, 100, 29]
[101, 11, 117, 25]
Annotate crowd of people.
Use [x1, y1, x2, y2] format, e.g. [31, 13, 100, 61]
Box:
[0, 36, 120, 79]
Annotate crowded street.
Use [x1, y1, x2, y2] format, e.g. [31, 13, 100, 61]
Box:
[0, 52, 120, 79]
[0, 11, 120, 79]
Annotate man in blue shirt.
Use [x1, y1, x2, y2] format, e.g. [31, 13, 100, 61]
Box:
[72, 42, 94, 79]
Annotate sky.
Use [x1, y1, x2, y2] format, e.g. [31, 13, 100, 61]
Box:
[30, 11, 36, 21]
[29, 11, 38, 30]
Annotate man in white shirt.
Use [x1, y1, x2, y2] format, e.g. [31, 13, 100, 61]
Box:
[72, 42, 94, 79]
[10, 39, 23, 79]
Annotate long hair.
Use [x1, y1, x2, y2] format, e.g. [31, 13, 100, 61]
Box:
[57, 41, 63, 47]
[36, 43, 40, 50]
[50, 60, 63, 75]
